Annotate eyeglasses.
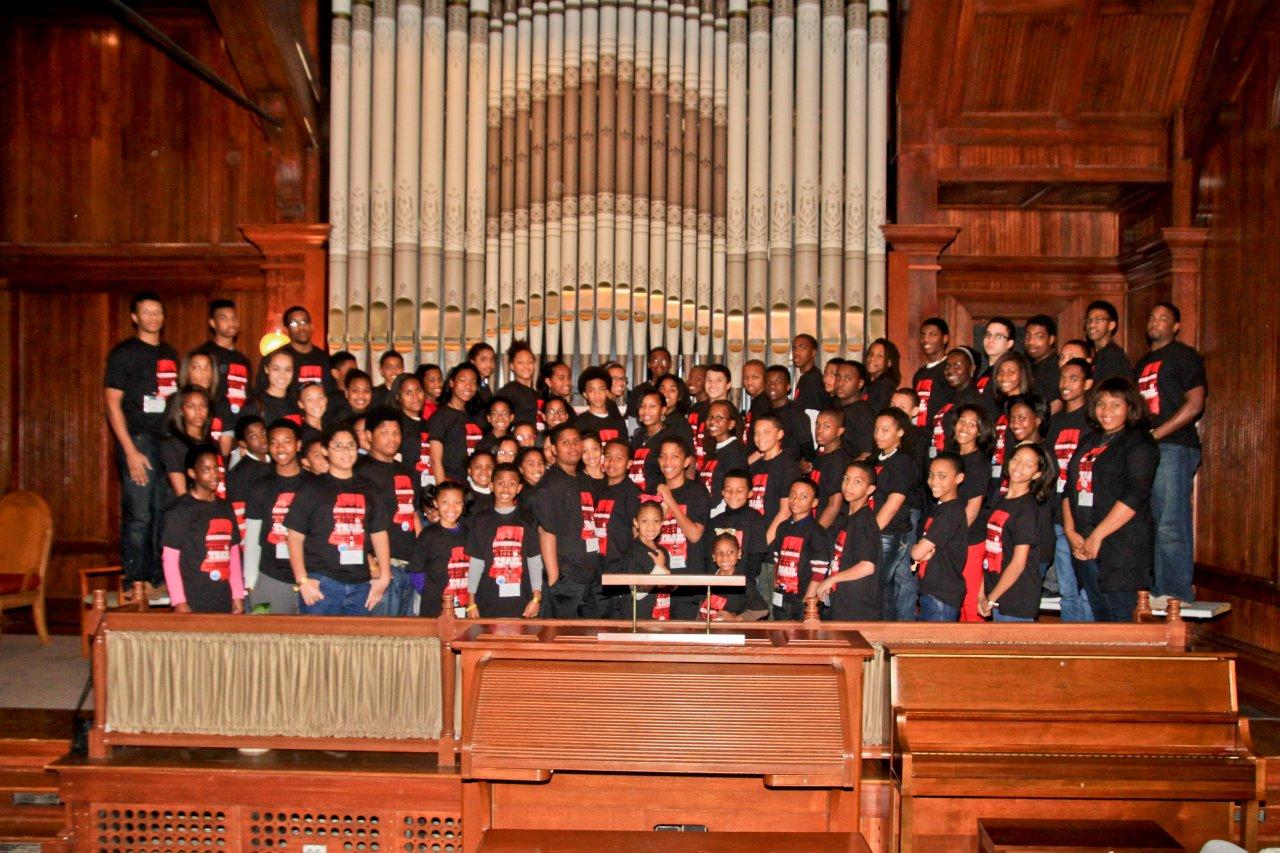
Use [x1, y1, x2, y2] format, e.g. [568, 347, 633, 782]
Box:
[983, 332, 1009, 341]
[328, 442, 357, 451]
[286, 318, 311, 328]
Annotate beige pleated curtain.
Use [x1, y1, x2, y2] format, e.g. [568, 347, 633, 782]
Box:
[329, 0, 889, 378]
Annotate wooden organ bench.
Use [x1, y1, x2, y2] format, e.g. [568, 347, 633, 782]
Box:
[891, 650, 1263, 852]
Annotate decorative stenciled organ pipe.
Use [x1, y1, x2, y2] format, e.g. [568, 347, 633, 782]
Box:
[330, 0, 890, 377]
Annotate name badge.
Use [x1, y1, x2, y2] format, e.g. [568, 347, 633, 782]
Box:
[420, 470, 436, 489]
[143, 395, 166, 414]
[585, 537, 599, 553]
[670, 552, 686, 570]
[771, 591, 785, 608]
[275, 541, 289, 559]
[499, 582, 521, 598]
[1077, 491, 1094, 508]
[339, 546, 364, 565]
[991, 464, 1002, 479]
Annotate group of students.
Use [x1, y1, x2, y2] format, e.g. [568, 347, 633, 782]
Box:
[103, 292, 1206, 623]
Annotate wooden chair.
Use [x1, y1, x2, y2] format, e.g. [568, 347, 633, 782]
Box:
[0, 491, 54, 645]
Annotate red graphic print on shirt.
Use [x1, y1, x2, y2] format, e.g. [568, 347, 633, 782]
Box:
[975, 375, 989, 394]
[913, 378, 933, 427]
[992, 415, 1009, 466]
[200, 517, 233, 582]
[629, 447, 651, 487]
[698, 594, 727, 619]
[931, 403, 954, 452]
[983, 509, 1010, 573]
[659, 504, 689, 569]
[776, 534, 803, 594]
[579, 491, 597, 541]
[393, 475, 416, 530]
[328, 493, 367, 553]
[216, 455, 227, 501]
[267, 493, 296, 546]
[416, 431, 435, 484]
[490, 525, 525, 585]
[156, 358, 178, 399]
[598, 428, 620, 444]
[651, 592, 671, 621]
[699, 458, 718, 491]
[225, 363, 249, 411]
[465, 422, 483, 455]
[1053, 428, 1081, 493]
[917, 516, 935, 578]
[749, 473, 768, 513]
[297, 364, 324, 385]
[1076, 444, 1108, 498]
[594, 498, 615, 556]
[447, 545, 470, 608]
[1138, 362, 1161, 415]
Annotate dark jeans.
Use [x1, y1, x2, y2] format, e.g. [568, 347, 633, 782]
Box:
[543, 574, 602, 618]
[919, 593, 959, 622]
[370, 565, 413, 617]
[879, 533, 912, 621]
[1151, 443, 1200, 602]
[1073, 558, 1139, 623]
[772, 595, 804, 621]
[300, 574, 373, 616]
[116, 433, 166, 587]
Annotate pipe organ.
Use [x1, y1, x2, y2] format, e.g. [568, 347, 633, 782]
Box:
[329, 0, 890, 376]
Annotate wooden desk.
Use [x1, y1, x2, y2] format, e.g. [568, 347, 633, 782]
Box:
[478, 828, 873, 852]
[978, 819, 1181, 852]
[457, 624, 873, 853]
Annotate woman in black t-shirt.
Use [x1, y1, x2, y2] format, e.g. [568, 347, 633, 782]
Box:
[946, 403, 994, 622]
[180, 350, 234, 454]
[1062, 377, 1159, 622]
[987, 351, 1034, 482]
[862, 338, 901, 415]
[979, 443, 1055, 622]
[160, 444, 244, 614]
[872, 408, 919, 621]
[629, 389, 673, 493]
[257, 348, 301, 427]
[427, 363, 482, 484]
[161, 385, 218, 499]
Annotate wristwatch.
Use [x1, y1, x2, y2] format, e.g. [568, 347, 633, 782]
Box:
[292, 577, 317, 592]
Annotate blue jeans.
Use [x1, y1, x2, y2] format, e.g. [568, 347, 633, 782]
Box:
[1053, 523, 1093, 622]
[116, 433, 166, 587]
[1072, 559, 1138, 623]
[1151, 443, 1200, 602]
[879, 533, 914, 621]
[370, 565, 413, 616]
[300, 574, 373, 616]
[919, 594, 959, 622]
[993, 611, 1034, 622]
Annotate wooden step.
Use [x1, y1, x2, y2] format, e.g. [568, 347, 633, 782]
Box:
[0, 771, 58, 797]
[0, 711, 74, 770]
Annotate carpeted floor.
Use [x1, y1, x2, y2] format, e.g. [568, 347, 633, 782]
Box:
[0, 635, 91, 710]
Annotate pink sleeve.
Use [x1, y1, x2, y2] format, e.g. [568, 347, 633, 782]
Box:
[229, 545, 245, 601]
[162, 547, 187, 606]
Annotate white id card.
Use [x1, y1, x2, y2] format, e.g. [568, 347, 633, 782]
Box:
[275, 541, 289, 559]
[585, 537, 599, 553]
[142, 394, 166, 414]
[670, 553, 686, 569]
[499, 582, 521, 598]
[772, 591, 784, 607]
[420, 471, 436, 488]
[1077, 491, 1093, 507]
[339, 546, 364, 565]
[992, 464, 1002, 479]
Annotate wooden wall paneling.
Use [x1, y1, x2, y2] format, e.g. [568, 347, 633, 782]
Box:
[0, 278, 13, 493]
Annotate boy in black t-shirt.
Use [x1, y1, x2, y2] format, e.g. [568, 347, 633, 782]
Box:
[1045, 359, 1094, 622]
[766, 478, 830, 620]
[710, 469, 771, 616]
[809, 409, 852, 529]
[1084, 299, 1131, 382]
[572, 366, 629, 444]
[104, 291, 180, 591]
[533, 425, 604, 618]
[161, 445, 244, 614]
[747, 414, 803, 520]
[355, 407, 421, 616]
[465, 465, 543, 618]
[911, 453, 969, 622]
[597, 439, 642, 617]
[411, 481, 471, 617]
[284, 427, 392, 615]
[911, 318, 952, 429]
[194, 299, 253, 421]
[1134, 302, 1206, 603]
[244, 420, 308, 614]
[655, 436, 712, 619]
[762, 366, 816, 462]
[817, 460, 881, 621]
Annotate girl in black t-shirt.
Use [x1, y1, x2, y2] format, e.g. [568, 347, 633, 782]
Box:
[581, 433, 606, 483]
[979, 443, 1054, 622]
[872, 408, 918, 621]
[946, 403, 995, 622]
[161, 444, 244, 614]
[911, 453, 970, 622]
[257, 349, 301, 427]
[392, 375, 434, 491]
[474, 395, 515, 455]
[427, 362, 482, 483]
[988, 351, 1035, 482]
[699, 532, 746, 620]
[181, 350, 233, 454]
[161, 385, 219, 499]
[298, 383, 328, 446]
[862, 338, 901, 415]
[629, 389, 671, 492]
[618, 502, 674, 621]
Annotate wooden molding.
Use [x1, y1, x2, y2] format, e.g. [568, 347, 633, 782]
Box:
[882, 224, 961, 377]
[239, 223, 329, 343]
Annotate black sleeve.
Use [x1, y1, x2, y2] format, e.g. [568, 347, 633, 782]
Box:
[924, 502, 966, 549]
[103, 344, 132, 391]
[1117, 432, 1159, 511]
[531, 478, 560, 534]
[1005, 501, 1037, 549]
[160, 499, 188, 550]
[283, 482, 318, 535]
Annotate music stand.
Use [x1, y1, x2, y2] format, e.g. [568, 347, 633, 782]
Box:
[599, 573, 748, 643]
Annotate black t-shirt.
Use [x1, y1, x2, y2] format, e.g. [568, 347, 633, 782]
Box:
[793, 366, 828, 413]
[870, 448, 915, 535]
[982, 493, 1041, 619]
[427, 405, 482, 482]
[258, 393, 301, 427]
[226, 456, 270, 540]
[911, 360, 951, 430]
[571, 409, 629, 445]
[194, 341, 253, 415]
[398, 415, 436, 492]
[615, 537, 672, 620]
[771, 515, 830, 604]
[863, 374, 895, 415]
[917, 498, 968, 610]
[354, 456, 420, 561]
[245, 470, 309, 584]
[412, 522, 470, 616]
[160, 432, 201, 479]
[748, 453, 802, 519]
[659, 480, 713, 620]
[596, 477, 641, 568]
[958, 449, 992, 545]
[1032, 354, 1060, 407]
[629, 426, 674, 494]
[1046, 406, 1091, 519]
[160, 494, 240, 613]
[466, 489, 495, 518]
[771, 401, 816, 462]
[1092, 341, 1131, 383]
[827, 505, 881, 621]
[840, 401, 876, 458]
[467, 506, 541, 617]
[1134, 341, 1206, 448]
[283, 472, 391, 584]
[708, 501, 769, 585]
[532, 466, 602, 583]
[498, 381, 541, 425]
[699, 437, 749, 497]
[104, 337, 181, 438]
[810, 447, 852, 520]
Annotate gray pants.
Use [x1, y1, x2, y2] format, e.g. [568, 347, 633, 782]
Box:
[248, 573, 300, 615]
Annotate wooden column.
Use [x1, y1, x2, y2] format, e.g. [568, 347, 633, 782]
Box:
[1161, 227, 1207, 348]
[393, 0, 423, 358]
[1118, 226, 1208, 350]
[328, 1, 353, 354]
[881, 223, 958, 379]
[241, 224, 331, 346]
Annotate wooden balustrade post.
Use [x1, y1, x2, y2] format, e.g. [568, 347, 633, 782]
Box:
[1134, 589, 1151, 622]
[881, 223, 959, 378]
[90, 619, 108, 759]
[240, 223, 331, 343]
[803, 596, 821, 628]
[132, 581, 149, 612]
[438, 588, 459, 765]
[1166, 598, 1182, 622]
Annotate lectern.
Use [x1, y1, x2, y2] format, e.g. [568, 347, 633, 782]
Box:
[456, 623, 873, 852]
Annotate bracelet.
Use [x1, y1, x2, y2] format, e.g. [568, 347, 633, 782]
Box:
[292, 577, 317, 592]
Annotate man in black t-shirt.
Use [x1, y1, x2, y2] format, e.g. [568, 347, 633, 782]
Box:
[356, 407, 421, 616]
[1024, 314, 1061, 414]
[1135, 302, 1206, 603]
[1084, 299, 1131, 382]
[626, 346, 673, 416]
[533, 425, 603, 618]
[256, 306, 335, 396]
[103, 291, 180, 589]
[194, 299, 253, 422]
[791, 334, 828, 413]
[911, 318, 952, 430]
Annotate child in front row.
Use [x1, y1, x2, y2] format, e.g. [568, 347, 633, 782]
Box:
[618, 502, 673, 620]
[816, 461, 881, 621]
[708, 469, 770, 615]
[161, 444, 245, 614]
[465, 464, 542, 618]
[698, 533, 746, 621]
[411, 481, 471, 617]
[910, 453, 970, 622]
[766, 477, 830, 620]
